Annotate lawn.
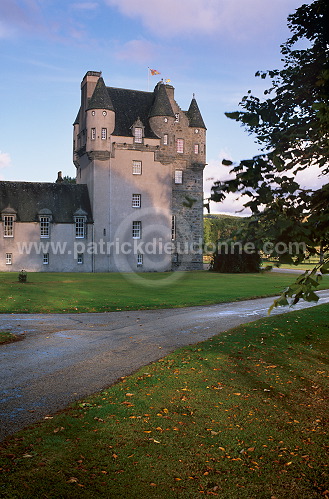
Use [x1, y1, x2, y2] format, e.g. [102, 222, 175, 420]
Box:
[0, 304, 328, 498]
[0, 331, 19, 345]
[0, 270, 328, 314]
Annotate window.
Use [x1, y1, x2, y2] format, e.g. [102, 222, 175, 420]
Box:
[77, 253, 84, 264]
[43, 253, 49, 265]
[137, 253, 143, 266]
[134, 127, 143, 143]
[163, 134, 168, 145]
[91, 128, 96, 140]
[132, 221, 141, 239]
[175, 113, 180, 123]
[3, 216, 14, 237]
[177, 139, 184, 153]
[101, 128, 107, 140]
[6, 253, 12, 265]
[75, 217, 86, 238]
[132, 160, 142, 175]
[174, 170, 183, 184]
[194, 144, 199, 154]
[40, 216, 50, 238]
[171, 215, 176, 241]
[132, 194, 141, 208]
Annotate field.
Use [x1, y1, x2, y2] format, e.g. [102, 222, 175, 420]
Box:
[0, 270, 328, 314]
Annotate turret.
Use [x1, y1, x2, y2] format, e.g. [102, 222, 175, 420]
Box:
[186, 95, 206, 130]
[186, 95, 207, 163]
[85, 77, 115, 153]
[80, 71, 102, 129]
[149, 82, 175, 137]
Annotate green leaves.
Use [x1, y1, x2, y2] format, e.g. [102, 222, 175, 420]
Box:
[214, 0, 329, 308]
[222, 159, 233, 166]
[268, 258, 328, 314]
[320, 262, 329, 274]
[224, 111, 241, 121]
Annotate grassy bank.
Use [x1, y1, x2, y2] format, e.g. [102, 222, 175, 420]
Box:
[0, 304, 328, 498]
[0, 331, 20, 345]
[0, 271, 328, 314]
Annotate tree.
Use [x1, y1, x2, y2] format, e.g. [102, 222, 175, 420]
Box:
[211, 0, 329, 310]
[62, 176, 76, 184]
[204, 214, 248, 248]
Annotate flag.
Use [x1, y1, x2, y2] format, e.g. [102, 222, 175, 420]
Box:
[150, 68, 160, 75]
[165, 79, 171, 84]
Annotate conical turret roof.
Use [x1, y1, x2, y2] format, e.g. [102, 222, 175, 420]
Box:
[149, 83, 175, 118]
[186, 96, 206, 129]
[87, 77, 114, 111]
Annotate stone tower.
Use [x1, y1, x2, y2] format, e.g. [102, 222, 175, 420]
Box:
[73, 71, 206, 272]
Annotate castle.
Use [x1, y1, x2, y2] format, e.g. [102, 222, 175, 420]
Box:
[0, 71, 206, 272]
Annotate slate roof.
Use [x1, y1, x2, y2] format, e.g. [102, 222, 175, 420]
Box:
[75, 78, 206, 136]
[87, 77, 114, 111]
[186, 97, 207, 129]
[0, 181, 93, 223]
[148, 83, 175, 118]
[106, 87, 159, 139]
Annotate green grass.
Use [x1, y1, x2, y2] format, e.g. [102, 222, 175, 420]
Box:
[0, 304, 328, 498]
[0, 331, 20, 345]
[0, 271, 328, 314]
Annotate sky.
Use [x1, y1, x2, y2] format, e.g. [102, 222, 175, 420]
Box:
[1, 0, 323, 215]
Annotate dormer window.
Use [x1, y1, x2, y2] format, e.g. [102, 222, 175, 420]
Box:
[38, 210, 52, 239]
[75, 217, 86, 238]
[74, 209, 88, 239]
[134, 127, 143, 143]
[2, 208, 17, 238]
[3, 215, 15, 237]
[132, 118, 144, 144]
[40, 217, 50, 238]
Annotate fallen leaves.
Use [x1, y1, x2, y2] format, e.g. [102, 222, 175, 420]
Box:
[53, 427, 65, 433]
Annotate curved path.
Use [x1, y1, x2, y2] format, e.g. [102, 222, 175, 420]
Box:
[1, 290, 329, 441]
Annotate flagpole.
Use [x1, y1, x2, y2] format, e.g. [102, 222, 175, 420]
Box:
[147, 67, 150, 91]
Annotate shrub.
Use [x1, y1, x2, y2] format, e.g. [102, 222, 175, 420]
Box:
[210, 246, 261, 273]
[18, 270, 27, 283]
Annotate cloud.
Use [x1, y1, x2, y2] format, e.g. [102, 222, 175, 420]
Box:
[105, 0, 219, 37]
[204, 154, 328, 216]
[0, 0, 46, 39]
[0, 152, 12, 178]
[115, 39, 156, 62]
[104, 0, 304, 39]
[0, 0, 90, 43]
[295, 165, 327, 191]
[204, 153, 251, 215]
[0, 152, 11, 168]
